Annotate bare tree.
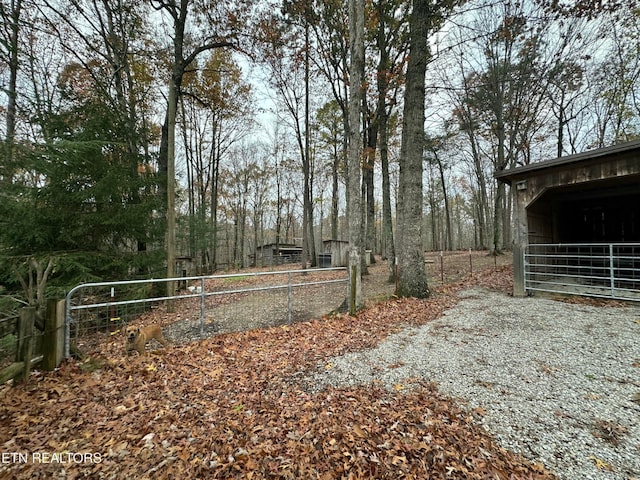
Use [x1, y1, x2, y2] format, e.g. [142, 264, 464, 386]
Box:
[374, 0, 410, 280]
[316, 100, 344, 242]
[179, 49, 254, 272]
[150, 0, 234, 302]
[13, 256, 55, 311]
[256, 7, 318, 268]
[346, 0, 364, 312]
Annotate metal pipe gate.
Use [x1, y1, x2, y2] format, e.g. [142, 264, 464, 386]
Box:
[64, 267, 348, 358]
[524, 243, 640, 302]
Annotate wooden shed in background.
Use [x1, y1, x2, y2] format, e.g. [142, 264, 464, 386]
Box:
[252, 243, 302, 267]
[496, 140, 640, 301]
[321, 239, 349, 267]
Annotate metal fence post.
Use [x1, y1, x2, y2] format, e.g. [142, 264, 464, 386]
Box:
[522, 246, 527, 293]
[64, 295, 71, 359]
[200, 277, 206, 338]
[287, 271, 292, 323]
[609, 243, 615, 297]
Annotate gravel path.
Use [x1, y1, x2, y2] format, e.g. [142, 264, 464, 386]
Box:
[312, 288, 640, 480]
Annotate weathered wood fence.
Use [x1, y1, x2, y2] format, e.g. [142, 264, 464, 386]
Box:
[0, 299, 65, 385]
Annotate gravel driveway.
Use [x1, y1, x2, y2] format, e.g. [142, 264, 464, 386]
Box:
[313, 288, 640, 480]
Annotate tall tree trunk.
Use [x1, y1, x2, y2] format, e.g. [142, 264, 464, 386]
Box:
[492, 132, 507, 256]
[470, 137, 489, 250]
[380, 123, 395, 280]
[456, 82, 489, 250]
[346, 0, 364, 312]
[180, 101, 196, 261]
[210, 157, 219, 271]
[161, 1, 188, 308]
[275, 144, 283, 262]
[491, 93, 507, 255]
[427, 165, 438, 250]
[433, 149, 452, 250]
[304, 20, 317, 267]
[152, 0, 232, 283]
[240, 197, 247, 268]
[166, 73, 178, 304]
[396, 0, 429, 298]
[331, 140, 339, 240]
[364, 115, 377, 265]
[557, 89, 566, 157]
[300, 19, 310, 270]
[376, 3, 396, 281]
[2, 0, 21, 183]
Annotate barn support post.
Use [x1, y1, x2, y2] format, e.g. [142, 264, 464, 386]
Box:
[511, 185, 529, 297]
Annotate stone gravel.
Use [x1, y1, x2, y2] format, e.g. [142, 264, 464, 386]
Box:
[311, 288, 640, 480]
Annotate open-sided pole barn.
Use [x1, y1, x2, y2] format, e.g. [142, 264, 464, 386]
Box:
[496, 140, 640, 301]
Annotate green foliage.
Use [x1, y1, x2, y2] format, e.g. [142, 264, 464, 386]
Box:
[0, 76, 164, 299]
[0, 334, 17, 352]
[0, 250, 165, 308]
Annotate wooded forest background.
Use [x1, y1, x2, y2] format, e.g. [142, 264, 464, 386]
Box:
[1, 0, 638, 311]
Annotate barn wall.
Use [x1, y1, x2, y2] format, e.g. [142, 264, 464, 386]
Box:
[509, 150, 640, 297]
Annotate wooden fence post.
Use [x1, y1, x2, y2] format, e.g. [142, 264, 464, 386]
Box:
[350, 266, 357, 316]
[16, 307, 36, 382]
[42, 299, 65, 370]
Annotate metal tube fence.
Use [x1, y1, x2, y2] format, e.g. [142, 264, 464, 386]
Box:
[524, 243, 640, 302]
[64, 267, 348, 358]
[422, 250, 511, 285]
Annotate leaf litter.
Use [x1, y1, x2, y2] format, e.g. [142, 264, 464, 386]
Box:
[0, 260, 557, 479]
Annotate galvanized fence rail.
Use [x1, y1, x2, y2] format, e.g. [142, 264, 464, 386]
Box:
[65, 267, 348, 358]
[524, 243, 640, 301]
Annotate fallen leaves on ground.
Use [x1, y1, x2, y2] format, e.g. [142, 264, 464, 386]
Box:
[0, 265, 556, 479]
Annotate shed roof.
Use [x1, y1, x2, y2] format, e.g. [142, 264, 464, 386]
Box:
[495, 139, 640, 185]
[257, 243, 298, 249]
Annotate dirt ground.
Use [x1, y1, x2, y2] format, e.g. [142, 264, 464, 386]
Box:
[75, 251, 513, 357]
[163, 251, 514, 342]
[358, 250, 513, 305]
[1, 252, 556, 480]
